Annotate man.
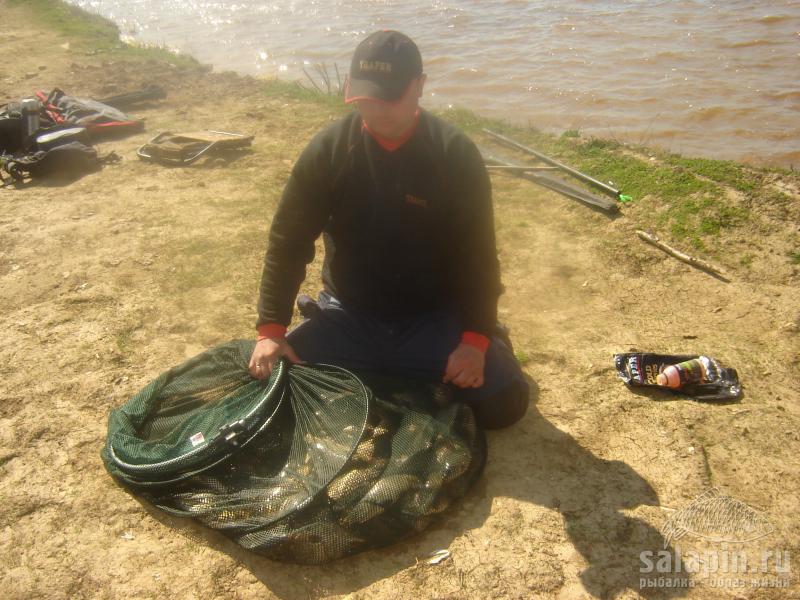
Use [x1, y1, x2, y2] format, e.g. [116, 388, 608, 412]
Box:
[249, 30, 528, 429]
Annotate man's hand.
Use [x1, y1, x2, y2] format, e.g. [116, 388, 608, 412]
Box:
[249, 337, 302, 380]
[443, 342, 485, 388]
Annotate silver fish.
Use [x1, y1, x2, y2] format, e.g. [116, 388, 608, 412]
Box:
[286, 519, 363, 564]
[326, 465, 375, 505]
[401, 484, 450, 517]
[351, 436, 377, 464]
[363, 474, 421, 506]
[434, 438, 470, 483]
[339, 498, 385, 526]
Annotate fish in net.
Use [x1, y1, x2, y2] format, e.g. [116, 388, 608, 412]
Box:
[102, 339, 486, 564]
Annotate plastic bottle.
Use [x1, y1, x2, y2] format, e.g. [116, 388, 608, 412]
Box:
[656, 357, 709, 388]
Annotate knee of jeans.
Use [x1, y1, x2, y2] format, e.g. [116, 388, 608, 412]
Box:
[473, 381, 529, 430]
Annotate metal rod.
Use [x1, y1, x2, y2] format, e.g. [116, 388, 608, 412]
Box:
[485, 165, 558, 172]
[482, 128, 621, 199]
[482, 150, 617, 213]
[207, 130, 246, 137]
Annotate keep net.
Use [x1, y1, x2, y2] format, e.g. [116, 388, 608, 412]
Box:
[102, 339, 486, 564]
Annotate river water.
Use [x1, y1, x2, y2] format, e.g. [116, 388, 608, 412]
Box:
[66, 0, 800, 168]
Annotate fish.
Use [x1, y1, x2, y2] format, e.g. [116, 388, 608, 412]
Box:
[372, 416, 391, 439]
[304, 432, 352, 464]
[285, 519, 364, 564]
[434, 438, 470, 483]
[175, 491, 216, 513]
[238, 526, 291, 551]
[339, 498, 385, 526]
[401, 484, 451, 517]
[205, 480, 309, 528]
[363, 474, 421, 506]
[339, 472, 423, 527]
[436, 404, 460, 429]
[351, 436, 377, 464]
[325, 465, 376, 505]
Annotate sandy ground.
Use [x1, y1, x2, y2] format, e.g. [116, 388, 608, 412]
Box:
[1, 3, 799, 599]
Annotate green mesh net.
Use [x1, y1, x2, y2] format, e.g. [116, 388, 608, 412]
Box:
[102, 339, 486, 564]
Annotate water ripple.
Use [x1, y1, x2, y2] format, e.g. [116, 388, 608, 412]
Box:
[65, 0, 800, 167]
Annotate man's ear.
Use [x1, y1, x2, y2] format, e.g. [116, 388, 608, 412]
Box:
[415, 74, 427, 98]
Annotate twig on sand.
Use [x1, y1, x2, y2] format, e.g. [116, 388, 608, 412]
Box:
[636, 229, 730, 282]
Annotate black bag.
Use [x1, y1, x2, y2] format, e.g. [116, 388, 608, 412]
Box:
[0, 116, 24, 154]
[1, 141, 113, 183]
[25, 141, 101, 178]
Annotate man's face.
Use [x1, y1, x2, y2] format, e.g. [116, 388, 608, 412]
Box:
[355, 75, 426, 140]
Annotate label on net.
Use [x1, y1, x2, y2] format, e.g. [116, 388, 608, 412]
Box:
[189, 432, 206, 447]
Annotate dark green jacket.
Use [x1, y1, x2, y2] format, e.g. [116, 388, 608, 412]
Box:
[257, 109, 502, 336]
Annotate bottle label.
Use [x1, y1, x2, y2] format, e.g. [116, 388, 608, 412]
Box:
[674, 359, 706, 385]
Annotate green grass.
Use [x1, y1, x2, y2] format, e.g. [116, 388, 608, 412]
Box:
[662, 155, 760, 194]
[260, 78, 350, 113]
[789, 251, 800, 265]
[115, 325, 136, 354]
[9, 0, 119, 46]
[10, 0, 201, 68]
[514, 350, 531, 366]
[438, 104, 761, 249]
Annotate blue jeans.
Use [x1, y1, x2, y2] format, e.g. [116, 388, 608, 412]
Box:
[287, 292, 529, 429]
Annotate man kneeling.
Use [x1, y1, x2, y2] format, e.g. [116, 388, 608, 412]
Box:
[249, 30, 528, 430]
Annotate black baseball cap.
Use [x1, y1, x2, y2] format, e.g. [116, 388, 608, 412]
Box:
[345, 30, 423, 103]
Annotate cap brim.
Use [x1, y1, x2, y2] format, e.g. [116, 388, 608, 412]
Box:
[344, 77, 407, 104]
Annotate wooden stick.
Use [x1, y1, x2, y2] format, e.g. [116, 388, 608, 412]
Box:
[636, 230, 730, 281]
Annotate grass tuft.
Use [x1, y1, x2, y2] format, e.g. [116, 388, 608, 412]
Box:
[10, 0, 201, 68]
[514, 350, 531, 366]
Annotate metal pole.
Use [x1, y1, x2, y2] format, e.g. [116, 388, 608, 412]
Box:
[482, 128, 621, 199]
[485, 165, 558, 172]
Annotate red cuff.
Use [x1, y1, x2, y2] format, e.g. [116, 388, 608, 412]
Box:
[461, 331, 490, 354]
[257, 323, 287, 341]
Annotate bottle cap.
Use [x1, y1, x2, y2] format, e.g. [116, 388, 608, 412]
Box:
[21, 98, 40, 111]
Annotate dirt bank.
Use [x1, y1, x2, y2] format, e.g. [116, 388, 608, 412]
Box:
[1, 2, 798, 599]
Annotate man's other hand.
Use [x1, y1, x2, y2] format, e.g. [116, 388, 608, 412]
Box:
[249, 337, 302, 379]
[443, 342, 485, 388]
